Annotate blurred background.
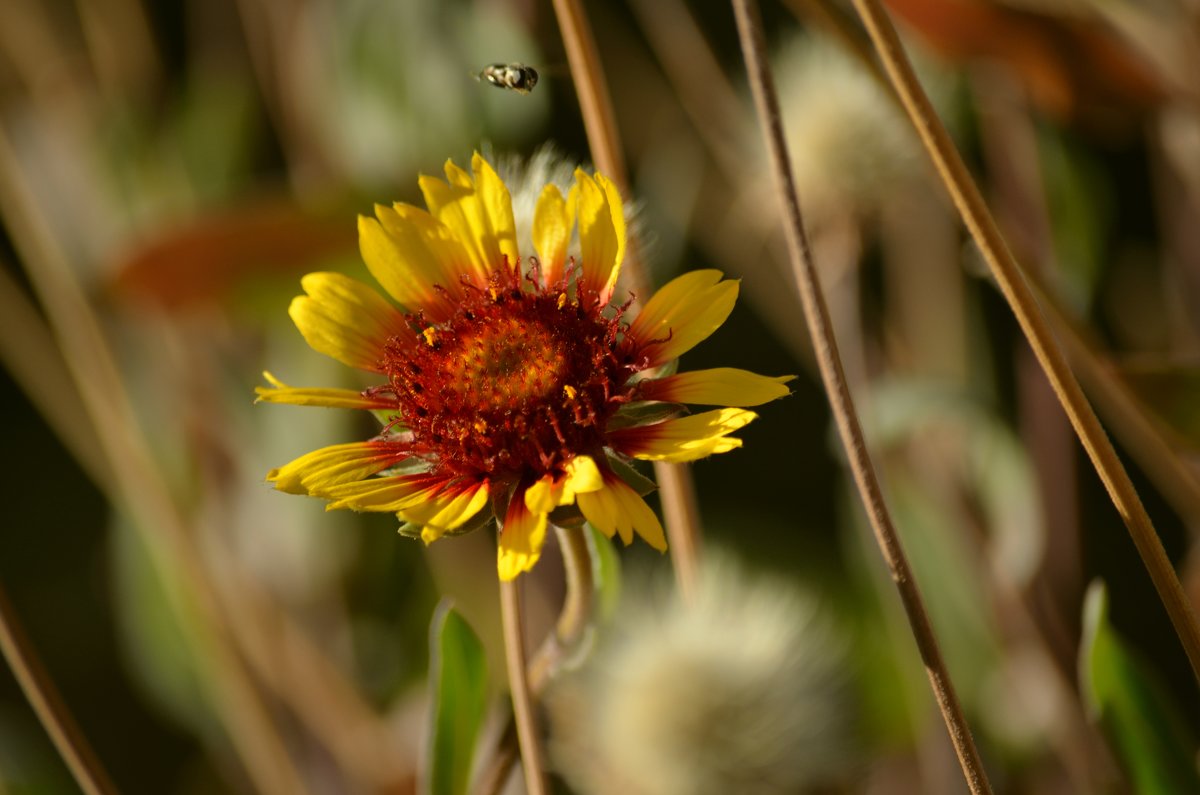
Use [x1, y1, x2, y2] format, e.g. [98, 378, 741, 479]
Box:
[2, 0, 1200, 792]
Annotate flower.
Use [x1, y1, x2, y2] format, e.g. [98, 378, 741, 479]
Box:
[548, 553, 856, 794]
[259, 153, 791, 580]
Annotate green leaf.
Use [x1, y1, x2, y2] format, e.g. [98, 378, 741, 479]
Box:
[109, 513, 216, 739]
[1038, 126, 1109, 313]
[1080, 581, 1200, 795]
[586, 524, 623, 622]
[424, 601, 488, 795]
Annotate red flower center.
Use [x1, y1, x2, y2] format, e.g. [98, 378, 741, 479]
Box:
[381, 265, 638, 481]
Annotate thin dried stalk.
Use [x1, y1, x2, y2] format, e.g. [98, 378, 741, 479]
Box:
[0, 587, 119, 795]
[849, 0, 1200, 683]
[730, 1, 994, 792]
[551, 0, 704, 600]
[0, 127, 311, 795]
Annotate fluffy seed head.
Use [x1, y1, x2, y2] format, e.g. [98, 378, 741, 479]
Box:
[550, 554, 857, 794]
[772, 36, 919, 222]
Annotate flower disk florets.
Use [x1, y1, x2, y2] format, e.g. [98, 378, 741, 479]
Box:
[381, 263, 636, 481]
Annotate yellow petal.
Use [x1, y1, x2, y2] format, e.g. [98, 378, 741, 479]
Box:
[524, 474, 560, 515]
[267, 441, 409, 496]
[405, 480, 490, 543]
[575, 474, 628, 544]
[576, 471, 667, 550]
[596, 172, 626, 279]
[524, 454, 605, 514]
[470, 153, 520, 268]
[255, 372, 393, 410]
[324, 473, 443, 512]
[573, 169, 624, 303]
[564, 454, 604, 494]
[639, 368, 795, 407]
[627, 270, 739, 368]
[532, 183, 572, 286]
[419, 154, 518, 283]
[289, 272, 408, 372]
[609, 408, 757, 462]
[497, 489, 550, 580]
[360, 205, 472, 319]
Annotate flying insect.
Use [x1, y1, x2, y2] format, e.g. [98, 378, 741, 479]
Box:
[475, 62, 539, 94]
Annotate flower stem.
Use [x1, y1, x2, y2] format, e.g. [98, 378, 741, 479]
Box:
[499, 577, 548, 795]
[481, 524, 597, 793]
[551, 0, 704, 601]
[848, 0, 1200, 685]
[0, 586, 119, 795]
[729, 1, 994, 793]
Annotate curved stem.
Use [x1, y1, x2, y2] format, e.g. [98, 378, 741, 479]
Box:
[499, 577, 547, 795]
[0, 586, 119, 795]
[551, 0, 703, 601]
[547, 525, 594, 668]
[730, 1, 994, 792]
[849, 0, 1200, 684]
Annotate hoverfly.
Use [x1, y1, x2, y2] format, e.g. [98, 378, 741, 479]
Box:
[475, 62, 539, 95]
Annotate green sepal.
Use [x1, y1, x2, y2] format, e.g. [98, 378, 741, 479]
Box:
[647, 357, 679, 379]
[398, 521, 424, 540]
[378, 457, 431, 478]
[548, 503, 586, 528]
[605, 452, 657, 497]
[606, 401, 684, 431]
[371, 408, 401, 428]
[397, 508, 494, 541]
